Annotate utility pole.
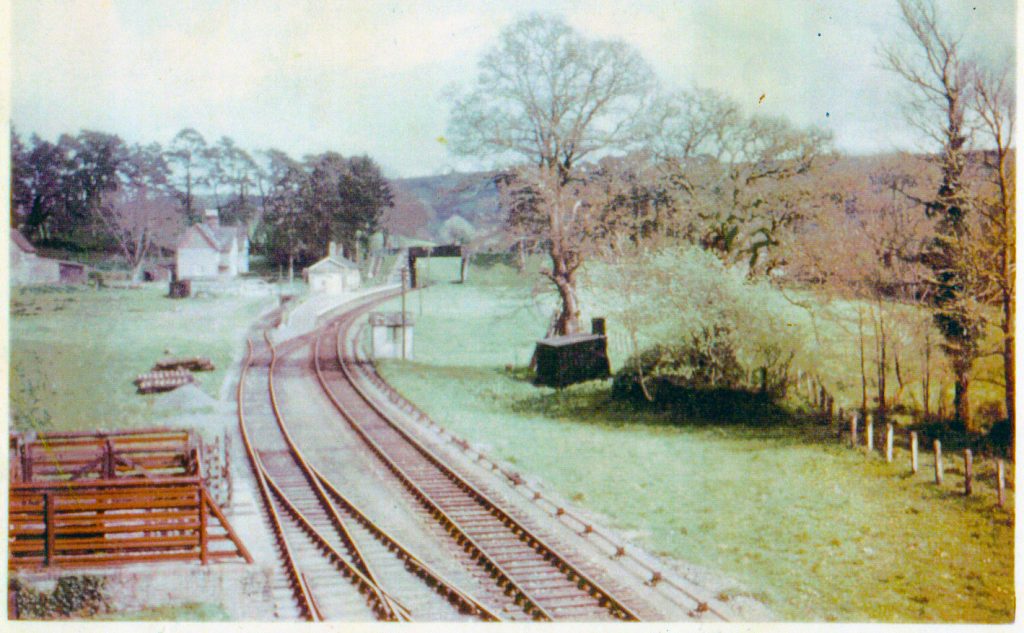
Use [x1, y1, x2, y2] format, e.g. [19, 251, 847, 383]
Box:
[400, 267, 408, 360]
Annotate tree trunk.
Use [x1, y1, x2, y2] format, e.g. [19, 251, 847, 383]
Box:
[922, 331, 931, 419]
[1002, 256, 1014, 428]
[288, 254, 294, 284]
[858, 308, 868, 418]
[130, 258, 146, 284]
[877, 307, 887, 424]
[552, 272, 580, 335]
[954, 367, 971, 428]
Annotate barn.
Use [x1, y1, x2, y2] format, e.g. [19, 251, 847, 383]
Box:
[305, 243, 361, 294]
[10, 229, 88, 286]
[175, 209, 249, 280]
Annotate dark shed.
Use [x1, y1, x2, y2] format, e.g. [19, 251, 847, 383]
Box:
[533, 319, 611, 388]
[58, 261, 87, 284]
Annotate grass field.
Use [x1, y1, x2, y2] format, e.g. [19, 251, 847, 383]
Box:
[10, 283, 273, 433]
[375, 259, 1014, 622]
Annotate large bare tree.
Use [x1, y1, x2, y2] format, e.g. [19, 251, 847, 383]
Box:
[95, 189, 182, 282]
[448, 14, 656, 334]
[883, 0, 980, 426]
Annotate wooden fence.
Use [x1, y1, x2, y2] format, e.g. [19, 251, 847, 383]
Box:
[8, 477, 251, 569]
[11, 428, 197, 482]
[794, 370, 1012, 508]
[8, 429, 251, 570]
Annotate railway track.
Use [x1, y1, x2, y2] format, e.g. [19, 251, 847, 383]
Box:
[308, 294, 651, 622]
[237, 301, 499, 622]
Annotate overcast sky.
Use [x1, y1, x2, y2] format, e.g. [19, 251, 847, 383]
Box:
[10, 0, 1016, 178]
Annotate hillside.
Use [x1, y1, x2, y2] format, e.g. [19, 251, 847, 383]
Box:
[387, 171, 502, 245]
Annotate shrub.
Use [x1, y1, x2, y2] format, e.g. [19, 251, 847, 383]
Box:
[10, 575, 109, 619]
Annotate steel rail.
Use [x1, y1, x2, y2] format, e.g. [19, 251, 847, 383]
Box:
[330, 305, 644, 621]
[236, 339, 318, 622]
[349, 325, 731, 622]
[312, 315, 556, 620]
[262, 330, 408, 622]
[258, 462, 407, 621]
[309, 464, 502, 621]
[264, 320, 499, 622]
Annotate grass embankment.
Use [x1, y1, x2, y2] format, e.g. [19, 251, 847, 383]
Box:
[376, 257, 1014, 622]
[10, 283, 272, 433]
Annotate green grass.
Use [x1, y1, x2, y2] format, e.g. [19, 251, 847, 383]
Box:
[92, 602, 231, 621]
[375, 272, 1014, 622]
[10, 283, 272, 432]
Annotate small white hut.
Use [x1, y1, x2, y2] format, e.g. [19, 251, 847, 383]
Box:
[304, 242, 361, 294]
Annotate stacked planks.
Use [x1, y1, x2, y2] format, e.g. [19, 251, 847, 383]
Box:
[133, 369, 195, 394]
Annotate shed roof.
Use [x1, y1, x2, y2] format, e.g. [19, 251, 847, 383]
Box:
[307, 255, 359, 273]
[11, 229, 36, 254]
[537, 332, 604, 348]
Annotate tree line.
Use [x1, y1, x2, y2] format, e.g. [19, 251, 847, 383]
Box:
[10, 127, 393, 281]
[447, 4, 1013, 431]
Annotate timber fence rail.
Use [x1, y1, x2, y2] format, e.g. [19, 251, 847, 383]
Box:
[11, 429, 197, 483]
[793, 371, 1013, 510]
[8, 477, 252, 570]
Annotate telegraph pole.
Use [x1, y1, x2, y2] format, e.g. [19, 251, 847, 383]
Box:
[400, 267, 408, 360]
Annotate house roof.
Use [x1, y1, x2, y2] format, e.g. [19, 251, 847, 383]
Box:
[178, 223, 247, 253]
[306, 255, 360, 273]
[11, 229, 36, 254]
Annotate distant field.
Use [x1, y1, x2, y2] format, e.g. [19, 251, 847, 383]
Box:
[375, 261, 1014, 622]
[10, 283, 272, 433]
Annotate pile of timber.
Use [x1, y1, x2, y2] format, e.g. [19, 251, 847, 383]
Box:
[134, 369, 195, 394]
[153, 356, 215, 372]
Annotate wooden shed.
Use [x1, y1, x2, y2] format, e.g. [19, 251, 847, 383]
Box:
[533, 319, 611, 388]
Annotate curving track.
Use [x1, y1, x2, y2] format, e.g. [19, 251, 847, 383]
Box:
[305, 292, 652, 622]
[237, 295, 499, 622]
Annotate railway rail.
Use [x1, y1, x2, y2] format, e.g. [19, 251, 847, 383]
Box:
[237, 297, 498, 622]
[309, 294, 651, 622]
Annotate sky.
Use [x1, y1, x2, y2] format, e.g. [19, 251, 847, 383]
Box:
[9, 0, 1017, 178]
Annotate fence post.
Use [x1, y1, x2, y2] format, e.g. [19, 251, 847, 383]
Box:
[849, 412, 858, 448]
[910, 431, 918, 473]
[44, 492, 55, 566]
[886, 424, 894, 463]
[997, 459, 1005, 507]
[934, 440, 943, 485]
[104, 439, 116, 479]
[199, 487, 209, 565]
[964, 449, 973, 496]
[866, 414, 874, 453]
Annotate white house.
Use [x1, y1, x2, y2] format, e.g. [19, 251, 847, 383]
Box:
[10, 229, 88, 286]
[175, 209, 249, 280]
[304, 243, 361, 294]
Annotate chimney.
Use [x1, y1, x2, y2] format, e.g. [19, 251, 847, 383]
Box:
[204, 209, 219, 229]
[328, 242, 337, 257]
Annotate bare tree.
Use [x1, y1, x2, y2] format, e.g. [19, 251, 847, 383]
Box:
[448, 14, 656, 334]
[656, 88, 833, 274]
[971, 62, 1015, 427]
[883, 0, 980, 426]
[95, 190, 182, 282]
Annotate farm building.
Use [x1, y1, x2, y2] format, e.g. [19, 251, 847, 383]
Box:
[175, 209, 250, 280]
[10, 229, 88, 286]
[304, 243, 361, 294]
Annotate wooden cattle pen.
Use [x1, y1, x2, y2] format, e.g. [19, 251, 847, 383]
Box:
[8, 429, 251, 569]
